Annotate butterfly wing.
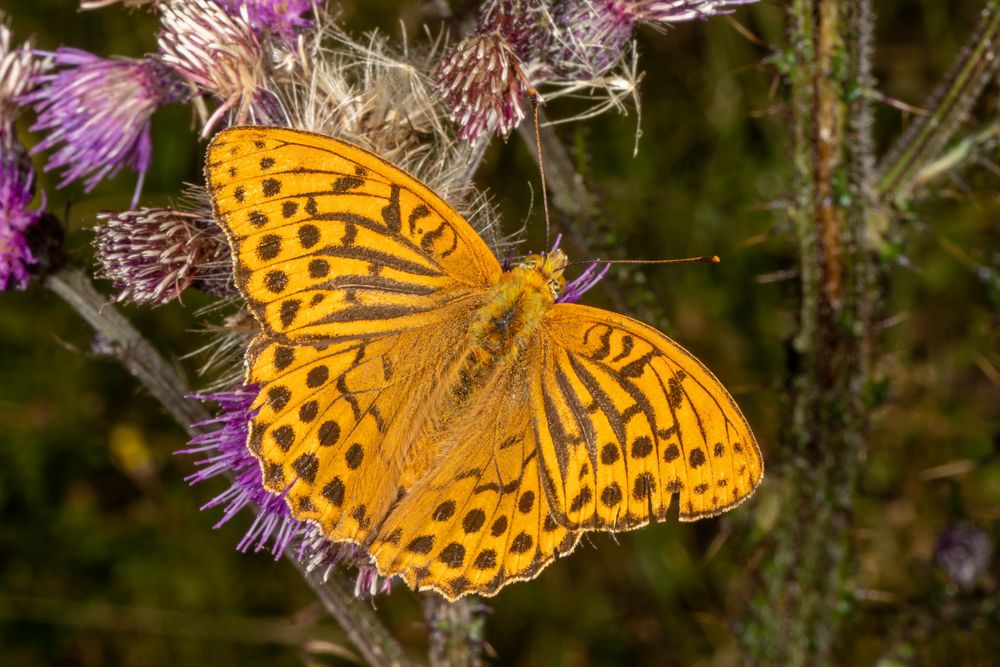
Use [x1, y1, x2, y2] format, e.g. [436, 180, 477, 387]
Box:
[205, 126, 503, 543]
[534, 304, 762, 529]
[369, 358, 579, 601]
[206, 126, 502, 345]
[244, 317, 468, 543]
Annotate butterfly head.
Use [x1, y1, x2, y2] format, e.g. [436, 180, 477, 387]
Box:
[519, 248, 568, 299]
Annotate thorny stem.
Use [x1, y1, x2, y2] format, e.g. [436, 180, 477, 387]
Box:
[745, 1, 876, 665]
[45, 267, 212, 433]
[43, 266, 414, 667]
[877, 0, 1000, 205]
[424, 596, 488, 667]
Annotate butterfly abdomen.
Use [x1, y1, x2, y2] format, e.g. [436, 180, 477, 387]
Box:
[395, 267, 555, 484]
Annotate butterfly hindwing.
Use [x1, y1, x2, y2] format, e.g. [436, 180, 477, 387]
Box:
[370, 362, 579, 601]
[534, 304, 763, 529]
[245, 325, 457, 544]
[206, 127, 501, 344]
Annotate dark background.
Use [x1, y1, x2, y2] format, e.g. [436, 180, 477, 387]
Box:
[1, 1, 997, 665]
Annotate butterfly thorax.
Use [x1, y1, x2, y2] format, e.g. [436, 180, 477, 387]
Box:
[465, 250, 567, 364]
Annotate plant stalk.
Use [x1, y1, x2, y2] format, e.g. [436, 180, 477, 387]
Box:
[877, 0, 1000, 205]
[745, 1, 877, 664]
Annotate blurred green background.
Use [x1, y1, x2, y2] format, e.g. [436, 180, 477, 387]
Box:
[1, 1, 997, 665]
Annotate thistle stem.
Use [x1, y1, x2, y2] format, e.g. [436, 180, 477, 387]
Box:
[45, 267, 211, 432]
[745, 1, 877, 663]
[877, 0, 1000, 204]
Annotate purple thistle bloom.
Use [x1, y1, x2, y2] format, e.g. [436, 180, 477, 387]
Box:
[550, 0, 758, 78]
[0, 134, 43, 291]
[158, 0, 276, 136]
[94, 207, 231, 306]
[180, 387, 308, 559]
[481, 0, 549, 60]
[558, 260, 611, 303]
[181, 388, 391, 595]
[21, 50, 187, 207]
[542, 234, 610, 303]
[215, 0, 319, 43]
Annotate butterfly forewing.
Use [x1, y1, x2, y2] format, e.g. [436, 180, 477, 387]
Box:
[536, 304, 763, 528]
[206, 127, 501, 345]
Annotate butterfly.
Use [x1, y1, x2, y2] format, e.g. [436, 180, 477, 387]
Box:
[205, 126, 763, 601]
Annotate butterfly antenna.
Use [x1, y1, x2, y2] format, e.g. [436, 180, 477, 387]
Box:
[528, 88, 552, 249]
[566, 255, 721, 267]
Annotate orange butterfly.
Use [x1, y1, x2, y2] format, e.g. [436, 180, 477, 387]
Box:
[205, 126, 763, 600]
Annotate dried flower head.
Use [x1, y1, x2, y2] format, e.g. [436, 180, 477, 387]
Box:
[549, 0, 757, 78]
[935, 522, 993, 588]
[0, 134, 43, 291]
[94, 206, 230, 305]
[280, 27, 508, 253]
[0, 15, 42, 131]
[21, 50, 186, 206]
[215, 0, 319, 43]
[158, 0, 276, 135]
[282, 29, 449, 159]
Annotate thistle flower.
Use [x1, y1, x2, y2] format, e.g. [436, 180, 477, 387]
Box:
[558, 261, 610, 303]
[935, 522, 993, 588]
[21, 50, 187, 206]
[181, 388, 390, 595]
[158, 0, 276, 136]
[215, 0, 319, 43]
[439, 32, 530, 142]
[94, 207, 231, 305]
[438, 0, 546, 142]
[0, 135, 43, 291]
[481, 0, 549, 59]
[549, 0, 758, 78]
[180, 388, 309, 558]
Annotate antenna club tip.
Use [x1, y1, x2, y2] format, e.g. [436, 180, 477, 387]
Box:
[709, 255, 721, 264]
